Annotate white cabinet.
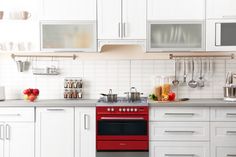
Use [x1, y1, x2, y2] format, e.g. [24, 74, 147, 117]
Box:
[4, 123, 34, 157]
[98, 0, 146, 39]
[0, 108, 34, 157]
[150, 142, 209, 157]
[207, 0, 236, 19]
[41, 0, 96, 20]
[75, 107, 95, 157]
[148, 0, 205, 20]
[36, 107, 74, 157]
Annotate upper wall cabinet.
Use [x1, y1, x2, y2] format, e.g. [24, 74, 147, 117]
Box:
[41, 0, 96, 20]
[207, 0, 236, 19]
[148, 0, 205, 20]
[98, 0, 146, 40]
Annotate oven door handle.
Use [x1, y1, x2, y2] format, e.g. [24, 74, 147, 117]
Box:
[100, 117, 145, 120]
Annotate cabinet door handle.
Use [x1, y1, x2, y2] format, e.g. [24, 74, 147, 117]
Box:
[84, 114, 89, 130]
[118, 23, 121, 38]
[0, 114, 21, 116]
[226, 113, 236, 116]
[123, 23, 126, 37]
[165, 131, 195, 134]
[0, 125, 4, 140]
[47, 109, 65, 111]
[165, 154, 195, 157]
[6, 124, 10, 140]
[227, 155, 236, 157]
[226, 131, 236, 134]
[165, 113, 195, 116]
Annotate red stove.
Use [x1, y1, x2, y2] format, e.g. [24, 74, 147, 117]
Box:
[96, 97, 149, 152]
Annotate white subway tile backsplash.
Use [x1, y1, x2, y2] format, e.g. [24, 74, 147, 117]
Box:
[0, 56, 230, 100]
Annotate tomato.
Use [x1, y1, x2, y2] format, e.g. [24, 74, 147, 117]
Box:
[168, 92, 176, 101]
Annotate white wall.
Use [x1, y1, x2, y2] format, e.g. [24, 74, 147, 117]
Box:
[0, 55, 233, 100]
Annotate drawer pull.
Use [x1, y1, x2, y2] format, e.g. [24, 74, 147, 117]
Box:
[226, 113, 236, 116]
[165, 154, 195, 157]
[6, 124, 10, 140]
[0, 114, 21, 116]
[47, 109, 65, 111]
[227, 155, 236, 157]
[165, 113, 195, 116]
[226, 131, 236, 134]
[0, 125, 4, 140]
[165, 131, 195, 134]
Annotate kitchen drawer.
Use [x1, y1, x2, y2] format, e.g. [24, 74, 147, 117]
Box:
[211, 107, 236, 121]
[150, 107, 210, 122]
[150, 142, 209, 157]
[212, 146, 236, 157]
[150, 122, 209, 141]
[211, 122, 236, 145]
[0, 107, 34, 122]
[97, 141, 148, 151]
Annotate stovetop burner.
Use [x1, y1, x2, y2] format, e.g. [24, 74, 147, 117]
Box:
[97, 97, 148, 106]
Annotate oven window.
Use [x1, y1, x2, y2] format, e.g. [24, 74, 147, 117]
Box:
[97, 120, 147, 135]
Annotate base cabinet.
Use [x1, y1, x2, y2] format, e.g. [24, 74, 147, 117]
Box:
[75, 107, 96, 157]
[150, 142, 210, 157]
[36, 107, 74, 157]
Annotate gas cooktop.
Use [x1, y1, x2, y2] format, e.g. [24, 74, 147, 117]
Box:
[96, 97, 148, 106]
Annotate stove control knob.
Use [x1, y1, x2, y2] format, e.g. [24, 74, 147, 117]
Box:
[130, 108, 134, 112]
[107, 108, 111, 112]
[134, 108, 138, 112]
[119, 108, 122, 112]
[127, 108, 130, 112]
[111, 108, 115, 112]
[122, 108, 126, 112]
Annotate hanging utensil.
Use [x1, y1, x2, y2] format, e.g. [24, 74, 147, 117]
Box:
[188, 58, 198, 88]
[198, 58, 204, 87]
[172, 59, 179, 86]
[183, 59, 187, 84]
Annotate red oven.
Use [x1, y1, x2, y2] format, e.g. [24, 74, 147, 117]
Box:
[96, 106, 149, 151]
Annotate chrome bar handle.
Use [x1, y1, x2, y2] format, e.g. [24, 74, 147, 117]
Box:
[118, 23, 121, 38]
[165, 131, 195, 134]
[227, 155, 236, 157]
[6, 124, 10, 140]
[226, 113, 236, 116]
[226, 131, 236, 134]
[0, 114, 21, 117]
[47, 109, 65, 111]
[165, 154, 195, 157]
[165, 113, 195, 116]
[84, 114, 89, 130]
[0, 125, 4, 140]
[123, 23, 126, 37]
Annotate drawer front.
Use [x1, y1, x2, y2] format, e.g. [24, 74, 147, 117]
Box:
[150, 107, 210, 122]
[212, 146, 236, 157]
[0, 107, 34, 122]
[150, 122, 209, 141]
[150, 142, 209, 157]
[211, 122, 236, 145]
[211, 107, 236, 121]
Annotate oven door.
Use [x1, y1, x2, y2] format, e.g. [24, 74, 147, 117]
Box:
[96, 115, 148, 141]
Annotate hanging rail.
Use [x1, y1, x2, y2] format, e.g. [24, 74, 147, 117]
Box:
[11, 54, 77, 60]
[169, 53, 234, 59]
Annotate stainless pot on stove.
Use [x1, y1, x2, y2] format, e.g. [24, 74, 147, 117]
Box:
[100, 89, 117, 103]
[125, 87, 143, 102]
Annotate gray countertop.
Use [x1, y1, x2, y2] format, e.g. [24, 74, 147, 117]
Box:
[0, 99, 97, 107]
[0, 98, 236, 107]
[148, 98, 236, 107]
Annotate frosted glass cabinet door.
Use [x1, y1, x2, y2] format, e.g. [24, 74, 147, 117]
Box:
[41, 21, 97, 52]
[147, 22, 205, 51]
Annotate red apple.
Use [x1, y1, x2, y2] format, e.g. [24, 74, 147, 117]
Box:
[33, 89, 40, 96]
[28, 94, 37, 102]
[168, 92, 176, 101]
[29, 88, 34, 94]
[23, 89, 31, 96]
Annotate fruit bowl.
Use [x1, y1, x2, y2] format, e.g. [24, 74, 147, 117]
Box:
[23, 88, 40, 102]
